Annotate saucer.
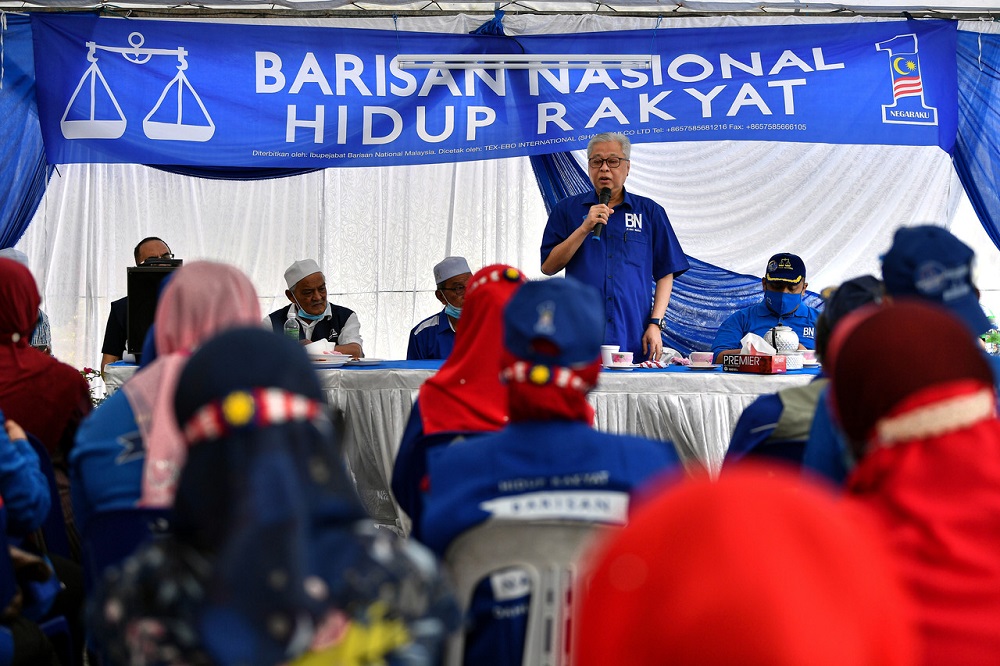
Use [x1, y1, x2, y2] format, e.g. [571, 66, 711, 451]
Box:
[604, 363, 637, 371]
[687, 363, 720, 371]
[801, 360, 821, 367]
[310, 355, 350, 366]
[347, 358, 383, 366]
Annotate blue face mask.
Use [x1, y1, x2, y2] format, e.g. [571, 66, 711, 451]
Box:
[441, 291, 462, 320]
[292, 295, 326, 321]
[764, 290, 802, 317]
[297, 308, 324, 322]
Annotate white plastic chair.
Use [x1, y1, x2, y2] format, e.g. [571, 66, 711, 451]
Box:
[443, 519, 616, 666]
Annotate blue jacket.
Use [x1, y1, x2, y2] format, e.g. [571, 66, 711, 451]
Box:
[420, 420, 680, 666]
[70, 390, 145, 535]
[0, 410, 50, 535]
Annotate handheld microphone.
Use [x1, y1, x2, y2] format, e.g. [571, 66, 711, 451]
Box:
[593, 187, 612, 240]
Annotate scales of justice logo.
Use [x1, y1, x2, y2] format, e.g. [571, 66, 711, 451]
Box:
[60, 31, 215, 142]
[875, 33, 938, 126]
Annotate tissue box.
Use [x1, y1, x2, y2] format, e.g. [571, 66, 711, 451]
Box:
[721, 353, 787, 374]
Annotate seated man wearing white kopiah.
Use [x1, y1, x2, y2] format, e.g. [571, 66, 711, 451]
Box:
[407, 256, 473, 361]
[264, 259, 363, 358]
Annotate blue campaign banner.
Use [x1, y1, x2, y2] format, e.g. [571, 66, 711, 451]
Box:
[30, 15, 957, 167]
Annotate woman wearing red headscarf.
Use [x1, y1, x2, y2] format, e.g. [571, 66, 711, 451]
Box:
[0, 259, 91, 459]
[391, 264, 526, 538]
[827, 300, 1000, 665]
[70, 261, 262, 535]
[0, 258, 91, 543]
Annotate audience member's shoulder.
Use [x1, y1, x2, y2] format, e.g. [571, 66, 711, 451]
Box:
[607, 431, 681, 465]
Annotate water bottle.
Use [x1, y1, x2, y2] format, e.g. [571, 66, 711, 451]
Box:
[283, 318, 300, 342]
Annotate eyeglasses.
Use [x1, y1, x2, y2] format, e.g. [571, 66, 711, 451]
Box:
[140, 253, 175, 265]
[440, 284, 467, 295]
[588, 156, 628, 169]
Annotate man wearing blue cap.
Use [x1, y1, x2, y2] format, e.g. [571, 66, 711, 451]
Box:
[881, 224, 1000, 387]
[406, 256, 473, 360]
[881, 225, 993, 338]
[265, 259, 363, 358]
[711, 252, 821, 362]
[418, 276, 681, 666]
[725, 275, 883, 471]
[540, 132, 689, 363]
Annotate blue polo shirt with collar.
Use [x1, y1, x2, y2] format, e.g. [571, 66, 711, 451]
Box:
[540, 189, 689, 358]
[406, 310, 456, 360]
[711, 300, 820, 357]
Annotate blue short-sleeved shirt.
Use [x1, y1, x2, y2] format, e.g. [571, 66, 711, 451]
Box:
[540, 189, 689, 358]
[406, 310, 456, 361]
[711, 300, 820, 357]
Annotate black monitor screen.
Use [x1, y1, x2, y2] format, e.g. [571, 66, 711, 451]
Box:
[127, 264, 181, 362]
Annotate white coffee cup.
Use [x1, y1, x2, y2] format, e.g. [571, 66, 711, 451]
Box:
[689, 350, 714, 365]
[610, 351, 634, 366]
[601, 345, 620, 367]
[783, 350, 804, 370]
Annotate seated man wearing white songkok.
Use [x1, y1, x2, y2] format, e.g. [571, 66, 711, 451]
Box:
[265, 259, 363, 358]
[406, 256, 473, 361]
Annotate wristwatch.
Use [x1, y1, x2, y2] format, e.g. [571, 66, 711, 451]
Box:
[647, 317, 666, 331]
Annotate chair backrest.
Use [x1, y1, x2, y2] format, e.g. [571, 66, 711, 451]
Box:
[81, 508, 172, 595]
[24, 434, 72, 560]
[443, 519, 615, 666]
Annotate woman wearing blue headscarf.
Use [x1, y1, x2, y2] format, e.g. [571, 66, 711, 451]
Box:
[89, 328, 458, 666]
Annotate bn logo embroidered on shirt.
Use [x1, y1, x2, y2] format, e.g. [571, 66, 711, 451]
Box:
[625, 213, 643, 230]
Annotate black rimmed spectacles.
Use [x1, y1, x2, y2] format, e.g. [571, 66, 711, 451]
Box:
[440, 284, 467, 295]
[588, 157, 628, 169]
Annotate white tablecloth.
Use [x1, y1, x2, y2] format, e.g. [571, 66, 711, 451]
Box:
[104, 363, 817, 531]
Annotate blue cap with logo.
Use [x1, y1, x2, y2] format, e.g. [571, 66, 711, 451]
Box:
[881, 225, 991, 336]
[764, 253, 806, 285]
[503, 277, 603, 367]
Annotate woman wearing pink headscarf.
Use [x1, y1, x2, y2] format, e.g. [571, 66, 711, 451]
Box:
[70, 261, 261, 534]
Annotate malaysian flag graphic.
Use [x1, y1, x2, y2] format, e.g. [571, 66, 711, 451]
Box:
[891, 57, 923, 99]
[875, 33, 937, 126]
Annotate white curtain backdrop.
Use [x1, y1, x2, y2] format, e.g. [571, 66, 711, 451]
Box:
[17, 142, 960, 370]
[11, 13, 972, 369]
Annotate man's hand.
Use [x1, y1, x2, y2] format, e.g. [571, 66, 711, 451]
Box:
[642, 324, 663, 362]
[586, 204, 614, 235]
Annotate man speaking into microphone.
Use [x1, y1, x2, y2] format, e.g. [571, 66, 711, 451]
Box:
[540, 132, 689, 361]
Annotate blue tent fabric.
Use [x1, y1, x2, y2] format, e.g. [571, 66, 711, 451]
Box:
[527, 152, 823, 353]
[153, 165, 320, 181]
[0, 15, 51, 249]
[954, 30, 1000, 253]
